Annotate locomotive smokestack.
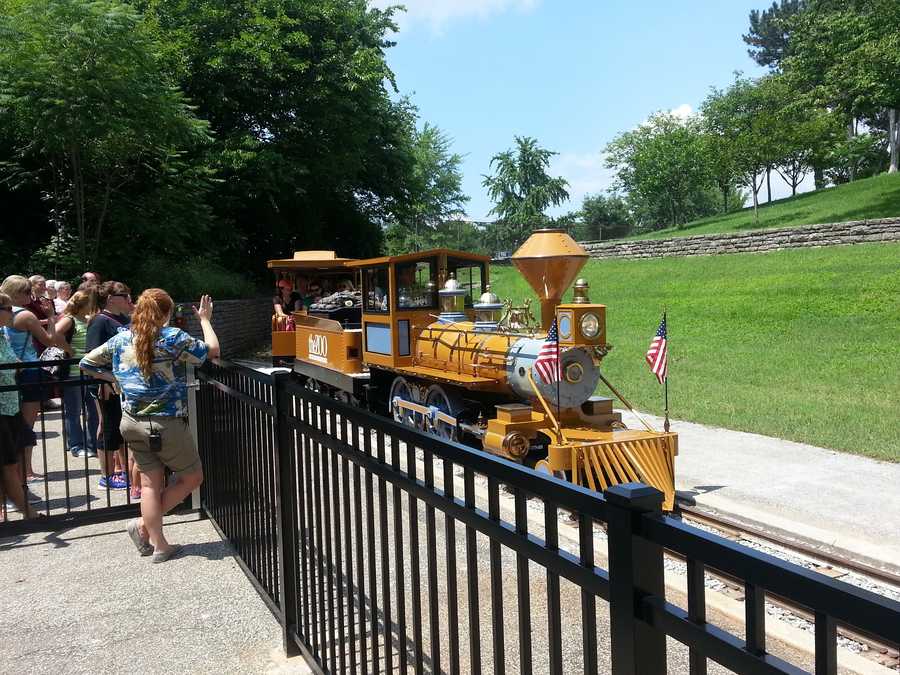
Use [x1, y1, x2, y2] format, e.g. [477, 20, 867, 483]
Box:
[511, 229, 588, 331]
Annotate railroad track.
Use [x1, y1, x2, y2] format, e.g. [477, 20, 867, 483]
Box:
[675, 503, 900, 671]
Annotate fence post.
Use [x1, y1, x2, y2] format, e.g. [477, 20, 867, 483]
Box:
[271, 371, 301, 657]
[605, 483, 666, 674]
[186, 364, 204, 516]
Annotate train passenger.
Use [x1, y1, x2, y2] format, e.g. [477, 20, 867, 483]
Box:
[306, 280, 323, 306]
[273, 279, 302, 317]
[396, 263, 433, 308]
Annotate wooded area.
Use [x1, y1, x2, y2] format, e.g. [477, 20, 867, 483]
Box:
[1, 0, 898, 295]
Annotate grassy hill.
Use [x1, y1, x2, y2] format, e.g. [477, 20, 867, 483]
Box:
[627, 172, 900, 240]
[490, 242, 900, 461]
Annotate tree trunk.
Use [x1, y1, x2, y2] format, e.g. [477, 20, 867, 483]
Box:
[889, 108, 899, 174]
[814, 165, 825, 189]
[70, 148, 87, 270]
[848, 118, 857, 181]
[766, 166, 772, 204]
[751, 179, 759, 225]
[721, 185, 728, 213]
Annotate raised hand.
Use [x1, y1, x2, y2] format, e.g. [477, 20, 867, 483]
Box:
[193, 294, 213, 322]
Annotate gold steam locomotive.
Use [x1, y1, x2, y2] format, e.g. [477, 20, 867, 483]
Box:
[268, 229, 677, 510]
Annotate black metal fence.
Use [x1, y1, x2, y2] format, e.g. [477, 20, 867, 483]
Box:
[196, 360, 900, 675]
[0, 358, 142, 537]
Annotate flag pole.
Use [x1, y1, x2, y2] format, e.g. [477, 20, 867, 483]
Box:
[663, 309, 670, 433]
[554, 309, 561, 431]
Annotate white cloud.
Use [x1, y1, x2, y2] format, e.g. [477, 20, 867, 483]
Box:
[547, 150, 616, 215]
[370, 0, 540, 34]
[668, 103, 695, 121]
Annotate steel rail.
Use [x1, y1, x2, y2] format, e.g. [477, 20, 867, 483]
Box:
[674, 504, 900, 669]
[677, 504, 900, 590]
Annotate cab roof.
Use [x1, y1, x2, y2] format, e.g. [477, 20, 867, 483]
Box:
[343, 248, 490, 268]
[267, 250, 357, 271]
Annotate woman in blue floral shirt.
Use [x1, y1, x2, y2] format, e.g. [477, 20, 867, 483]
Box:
[81, 289, 220, 562]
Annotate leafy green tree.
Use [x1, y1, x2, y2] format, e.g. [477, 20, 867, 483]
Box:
[700, 126, 743, 213]
[0, 0, 212, 270]
[137, 0, 419, 268]
[702, 75, 788, 220]
[743, 0, 808, 70]
[605, 112, 713, 228]
[574, 194, 632, 241]
[785, 0, 900, 173]
[482, 136, 569, 250]
[385, 123, 469, 253]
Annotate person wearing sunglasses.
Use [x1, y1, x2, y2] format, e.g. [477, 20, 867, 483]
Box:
[85, 281, 135, 493]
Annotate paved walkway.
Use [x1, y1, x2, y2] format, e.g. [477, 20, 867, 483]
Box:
[620, 409, 900, 570]
[0, 514, 312, 674]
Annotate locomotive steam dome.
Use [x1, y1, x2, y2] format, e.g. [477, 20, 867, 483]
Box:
[473, 285, 502, 331]
[438, 273, 468, 323]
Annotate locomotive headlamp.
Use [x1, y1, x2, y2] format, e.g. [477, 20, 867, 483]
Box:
[564, 362, 583, 384]
[580, 312, 600, 338]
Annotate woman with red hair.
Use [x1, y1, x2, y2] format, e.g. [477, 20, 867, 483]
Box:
[81, 289, 220, 562]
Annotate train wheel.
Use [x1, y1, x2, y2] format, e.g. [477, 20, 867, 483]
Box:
[389, 376, 424, 429]
[535, 459, 567, 481]
[424, 384, 460, 441]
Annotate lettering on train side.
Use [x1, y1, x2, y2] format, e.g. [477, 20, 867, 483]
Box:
[308, 334, 328, 363]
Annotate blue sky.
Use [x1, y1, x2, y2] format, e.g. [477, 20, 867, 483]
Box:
[373, 0, 807, 220]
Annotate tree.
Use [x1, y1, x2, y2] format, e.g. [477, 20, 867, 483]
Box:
[137, 0, 421, 268]
[785, 0, 900, 173]
[574, 194, 632, 241]
[743, 0, 808, 70]
[386, 123, 469, 253]
[605, 112, 713, 228]
[482, 136, 569, 250]
[701, 75, 787, 221]
[0, 0, 212, 270]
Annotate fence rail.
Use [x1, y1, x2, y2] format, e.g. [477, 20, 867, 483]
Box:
[196, 360, 900, 675]
[0, 359, 142, 536]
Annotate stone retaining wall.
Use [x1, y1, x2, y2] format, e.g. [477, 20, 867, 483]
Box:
[175, 297, 271, 357]
[580, 218, 900, 260]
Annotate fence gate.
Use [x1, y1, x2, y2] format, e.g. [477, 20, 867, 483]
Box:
[196, 360, 900, 675]
[0, 359, 144, 537]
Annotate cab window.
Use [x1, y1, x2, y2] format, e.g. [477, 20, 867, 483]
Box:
[447, 258, 485, 307]
[396, 258, 437, 309]
[363, 266, 389, 313]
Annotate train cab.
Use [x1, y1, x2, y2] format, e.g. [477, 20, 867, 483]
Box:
[345, 249, 491, 373]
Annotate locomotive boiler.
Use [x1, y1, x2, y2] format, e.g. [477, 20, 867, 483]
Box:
[268, 230, 677, 510]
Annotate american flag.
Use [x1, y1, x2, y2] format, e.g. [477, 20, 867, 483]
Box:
[645, 314, 668, 384]
[534, 317, 562, 384]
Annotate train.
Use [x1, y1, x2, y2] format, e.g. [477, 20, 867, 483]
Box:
[267, 229, 677, 510]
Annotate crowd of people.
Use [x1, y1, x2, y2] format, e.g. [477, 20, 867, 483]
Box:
[0, 270, 220, 563]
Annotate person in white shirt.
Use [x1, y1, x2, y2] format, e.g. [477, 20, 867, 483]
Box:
[53, 282, 71, 314]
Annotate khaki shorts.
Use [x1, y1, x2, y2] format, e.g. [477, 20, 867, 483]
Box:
[120, 411, 201, 474]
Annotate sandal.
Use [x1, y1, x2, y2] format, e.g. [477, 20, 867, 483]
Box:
[152, 544, 183, 564]
[126, 518, 153, 557]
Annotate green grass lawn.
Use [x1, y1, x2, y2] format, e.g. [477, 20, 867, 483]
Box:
[490, 242, 900, 461]
[627, 172, 900, 240]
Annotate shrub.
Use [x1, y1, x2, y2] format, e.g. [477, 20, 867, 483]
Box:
[129, 256, 260, 300]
